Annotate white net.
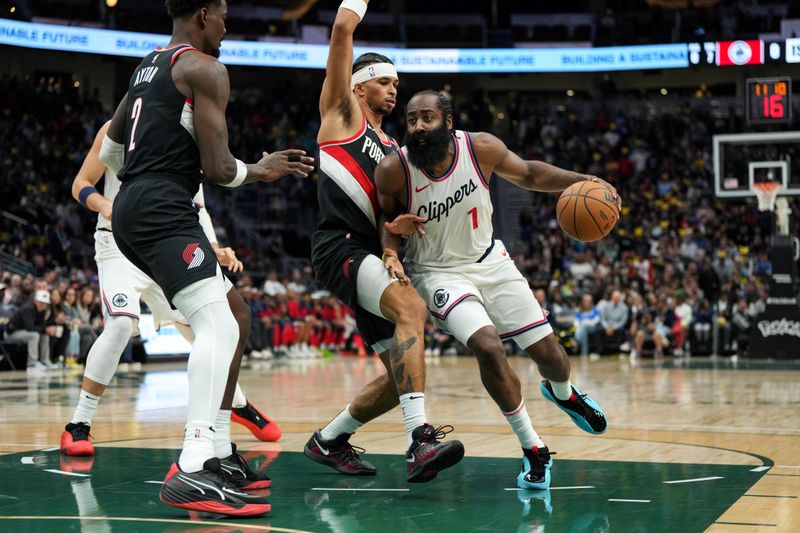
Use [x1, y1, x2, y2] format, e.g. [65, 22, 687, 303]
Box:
[753, 182, 781, 212]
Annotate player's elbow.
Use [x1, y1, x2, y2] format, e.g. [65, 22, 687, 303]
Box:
[203, 157, 237, 185]
[332, 17, 358, 36]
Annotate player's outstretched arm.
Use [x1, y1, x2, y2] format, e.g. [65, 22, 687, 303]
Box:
[186, 56, 314, 187]
[319, 0, 367, 125]
[474, 131, 620, 204]
[73, 121, 113, 220]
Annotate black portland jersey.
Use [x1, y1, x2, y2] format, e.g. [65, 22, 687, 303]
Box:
[315, 117, 398, 246]
[117, 44, 202, 188]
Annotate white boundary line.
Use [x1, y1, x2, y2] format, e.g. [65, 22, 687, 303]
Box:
[311, 488, 410, 492]
[0, 516, 309, 532]
[143, 481, 163, 485]
[43, 469, 90, 478]
[664, 476, 723, 484]
[504, 486, 594, 491]
[750, 466, 771, 472]
[609, 498, 650, 503]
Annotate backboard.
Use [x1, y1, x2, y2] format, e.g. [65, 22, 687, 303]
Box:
[713, 131, 800, 198]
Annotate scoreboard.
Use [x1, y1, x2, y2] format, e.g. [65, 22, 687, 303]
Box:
[746, 77, 792, 125]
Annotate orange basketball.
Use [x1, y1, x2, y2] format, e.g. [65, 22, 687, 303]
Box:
[556, 181, 619, 242]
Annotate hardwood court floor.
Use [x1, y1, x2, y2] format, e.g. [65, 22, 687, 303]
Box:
[1, 355, 798, 532]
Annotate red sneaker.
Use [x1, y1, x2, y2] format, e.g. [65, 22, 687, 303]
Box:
[231, 402, 282, 442]
[61, 423, 95, 456]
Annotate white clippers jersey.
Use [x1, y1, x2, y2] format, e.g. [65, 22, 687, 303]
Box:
[96, 168, 121, 231]
[399, 130, 493, 270]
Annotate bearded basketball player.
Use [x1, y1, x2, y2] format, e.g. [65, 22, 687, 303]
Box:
[376, 90, 616, 490]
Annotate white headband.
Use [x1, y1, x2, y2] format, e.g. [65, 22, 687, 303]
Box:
[351, 62, 398, 89]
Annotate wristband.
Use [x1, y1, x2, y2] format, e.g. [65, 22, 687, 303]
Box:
[78, 186, 99, 208]
[340, 0, 367, 20]
[221, 159, 247, 188]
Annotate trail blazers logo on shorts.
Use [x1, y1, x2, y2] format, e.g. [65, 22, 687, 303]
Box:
[433, 288, 450, 308]
[182, 242, 205, 269]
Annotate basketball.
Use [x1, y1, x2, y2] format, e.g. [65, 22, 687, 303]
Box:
[556, 181, 619, 242]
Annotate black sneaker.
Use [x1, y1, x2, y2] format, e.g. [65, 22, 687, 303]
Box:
[220, 443, 271, 490]
[303, 430, 377, 475]
[540, 380, 607, 434]
[159, 457, 271, 516]
[406, 424, 464, 483]
[517, 446, 555, 489]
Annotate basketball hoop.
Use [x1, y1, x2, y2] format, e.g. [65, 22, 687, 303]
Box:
[753, 181, 781, 212]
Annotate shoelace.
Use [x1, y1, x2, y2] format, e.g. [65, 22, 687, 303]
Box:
[335, 442, 366, 463]
[573, 394, 603, 419]
[70, 424, 91, 441]
[422, 424, 455, 443]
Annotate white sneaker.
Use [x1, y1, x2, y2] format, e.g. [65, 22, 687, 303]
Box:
[27, 361, 47, 371]
[432, 347, 441, 357]
[424, 348, 433, 357]
[118, 362, 130, 372]
[261, 348, 274, 359]
[131, 362, 143, 371]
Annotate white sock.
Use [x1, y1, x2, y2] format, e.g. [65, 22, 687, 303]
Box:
[502, 400, 545, 449]
[179, 421, 216, 472]
[71, 390, 100, 425]
[549, 378, 573, 401]
[232, 383, 247, 409]
[214, 409, 232, 459]
[399, 392, 427, 446]
[320, 404, 363, 440]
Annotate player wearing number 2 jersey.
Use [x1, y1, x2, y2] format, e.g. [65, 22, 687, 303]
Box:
[376, 90, 617, 490]
[100, 0, 313, 516]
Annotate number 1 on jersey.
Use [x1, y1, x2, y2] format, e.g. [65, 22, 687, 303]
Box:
[128, 97, 143, 152]
[468, 207, 478, 230]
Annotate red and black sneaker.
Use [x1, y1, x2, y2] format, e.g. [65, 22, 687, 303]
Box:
[61, 423, 94, 456]
[220, 443, 271, 490]
[406, 424, 464, 483]
[303, 430, 377, 475]
[159, 457, 271, 517]
[231, 402, 282, 442]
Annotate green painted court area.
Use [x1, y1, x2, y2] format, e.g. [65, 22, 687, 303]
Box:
[0, 448, 766, 532]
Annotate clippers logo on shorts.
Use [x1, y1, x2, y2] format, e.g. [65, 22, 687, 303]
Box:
[433, 288, 450, 308]
[182, 242, 205, 270]
[112, 293, 129, 308]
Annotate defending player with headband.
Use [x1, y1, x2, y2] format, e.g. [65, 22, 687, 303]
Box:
[64, 122, 281, 464]
[306, 0, 464, 483]
[376, 90, 617, 490]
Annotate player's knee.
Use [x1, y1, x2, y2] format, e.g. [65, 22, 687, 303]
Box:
[393, 290, 428, 326]
[104, 315, 134, 342]
[524, 334, 565, 364]
[471, 330, 505, 362]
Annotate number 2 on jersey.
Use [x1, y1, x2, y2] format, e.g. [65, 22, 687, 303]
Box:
[468, 207, 478, 230]
[128, 97, 143, 152]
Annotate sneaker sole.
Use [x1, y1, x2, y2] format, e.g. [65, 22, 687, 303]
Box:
[407, 441, 465, 483]
[236, 479, 271, 490]
[159, 496, 271, 517]
[61, 445, 95, 457]
[517, 467, 551, 490]
[303, 445, 377, 476]
[231, 411, 282, 442]
[539, 383, 607, 434]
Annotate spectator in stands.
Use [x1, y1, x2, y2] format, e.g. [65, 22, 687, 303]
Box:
[49, 288, 70, 364]
[7, 289, 55, 370]
[630, 311, 667, 360]
[75, 287, 101, 363]
[262, 271, 287, 297]
[731, 298, 753, 357]
[62, 286, 82, 365]
[599, 290, 628, 351]
[673, 292, 693, 356]
[574, 293, 601, 356]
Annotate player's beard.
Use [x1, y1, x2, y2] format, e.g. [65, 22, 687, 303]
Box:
[406, 123, 452, 171]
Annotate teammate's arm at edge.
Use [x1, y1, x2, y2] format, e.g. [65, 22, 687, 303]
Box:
[73, 120, 113, 220]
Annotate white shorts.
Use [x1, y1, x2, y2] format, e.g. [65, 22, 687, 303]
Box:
[356, 254, 397, 353]
[410, 239, 553, 349]
[94, 230, 192, 334]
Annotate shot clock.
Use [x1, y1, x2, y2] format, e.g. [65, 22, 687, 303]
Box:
[746, 77, 792, 125]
